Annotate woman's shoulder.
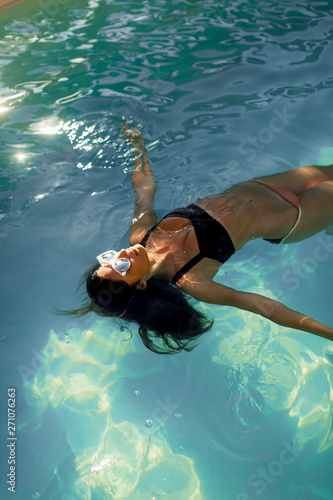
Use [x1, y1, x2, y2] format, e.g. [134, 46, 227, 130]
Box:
[129, 226, 154, 246]
[129, 210, 158, 245]
[177, 274, 235, 305]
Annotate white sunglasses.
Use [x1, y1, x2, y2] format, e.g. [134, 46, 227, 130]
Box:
[96, 250, 131, 277]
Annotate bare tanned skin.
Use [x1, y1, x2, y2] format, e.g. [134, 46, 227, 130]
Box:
[101, 123, 333, 342]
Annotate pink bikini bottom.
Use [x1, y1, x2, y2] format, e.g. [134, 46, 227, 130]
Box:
[255, 179, 302, 244]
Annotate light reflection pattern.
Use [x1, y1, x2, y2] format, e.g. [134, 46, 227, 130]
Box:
[23, 321, 204, 500]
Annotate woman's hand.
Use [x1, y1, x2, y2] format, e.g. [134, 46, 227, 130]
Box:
[121, 122, 145, 149]
[122, 123, 158, 243]
[121, 122, 157, 196]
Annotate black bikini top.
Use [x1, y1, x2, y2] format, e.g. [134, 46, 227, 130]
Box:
[140, 203, 235, 284]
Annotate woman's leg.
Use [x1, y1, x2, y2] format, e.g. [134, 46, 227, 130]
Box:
[256, 165, 333, 195]
[283, 180, 333, 243]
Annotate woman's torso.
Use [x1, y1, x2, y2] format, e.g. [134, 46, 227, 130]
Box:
[196, 180, 299, 249]
[143, 180, 299, 283]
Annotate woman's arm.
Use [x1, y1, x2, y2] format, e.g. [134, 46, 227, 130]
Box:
[121, 124, 158, 244]
[230, 289, 333, 341]
[181, 279, 333, 341]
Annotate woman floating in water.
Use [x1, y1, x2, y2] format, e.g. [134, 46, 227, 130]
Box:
[70, 124, 333, 353]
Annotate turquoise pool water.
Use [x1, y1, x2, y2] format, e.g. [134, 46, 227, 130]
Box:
[1, 1, 333, 498]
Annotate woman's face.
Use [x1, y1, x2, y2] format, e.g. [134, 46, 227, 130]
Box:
[97, 244, 150, 286]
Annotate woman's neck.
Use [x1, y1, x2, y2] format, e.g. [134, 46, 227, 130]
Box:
[144, 246, 172, 280]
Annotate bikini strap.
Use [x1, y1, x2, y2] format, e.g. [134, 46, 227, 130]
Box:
[172, 253, 203, 284]
[140, 224, 157, 247]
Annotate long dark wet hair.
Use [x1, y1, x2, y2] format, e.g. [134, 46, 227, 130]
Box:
[64, 264, 214, 354]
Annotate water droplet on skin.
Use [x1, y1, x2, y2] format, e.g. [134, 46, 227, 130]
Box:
[174, 413, 182, 419]
[145, 419, 152, 427]
[1, 337, 6, 342]
[134, 390, 140, 396]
